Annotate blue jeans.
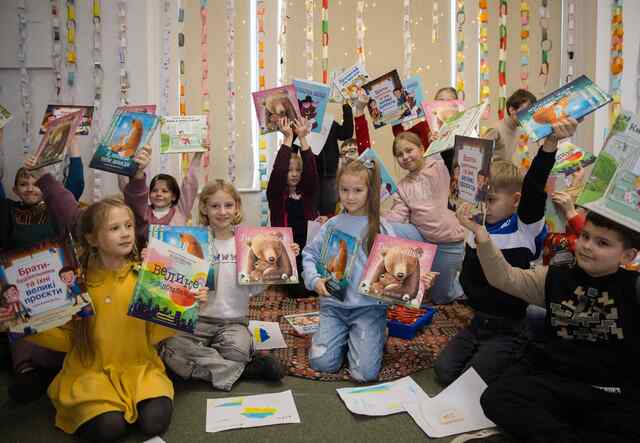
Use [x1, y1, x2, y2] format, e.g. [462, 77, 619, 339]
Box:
[430, 240, 465, 305]
[309, 304, 387, 382]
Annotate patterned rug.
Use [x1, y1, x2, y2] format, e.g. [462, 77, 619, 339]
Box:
[248, 290, 473, 382]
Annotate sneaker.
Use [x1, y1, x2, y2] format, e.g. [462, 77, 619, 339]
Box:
[450, 429, 514, 443]
[8, 367, 55, 404]
[241, 355, 285, 381]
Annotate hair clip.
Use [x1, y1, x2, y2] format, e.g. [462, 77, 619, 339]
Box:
[360, 159, 375, 169]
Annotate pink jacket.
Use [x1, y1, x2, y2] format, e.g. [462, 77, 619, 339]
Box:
[385, 155, 465, 244]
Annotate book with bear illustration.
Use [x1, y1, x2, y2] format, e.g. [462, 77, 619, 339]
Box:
[39, 104, 94, 136]
[89, 111, 160, 176]
[235, 226, 299, 285]
[293, 79, 330, 133]
[0, 237, 93, 340]
[252, 85, 302, 135]
[29, 110, 84, 170]
[425, 101, 488, 157]
[517, 75, 611, 142]
[128, 237, 209, 333]
[160, 115, 208, 154]
[423, 99, 464, 134]
[358, 235, 437, 308]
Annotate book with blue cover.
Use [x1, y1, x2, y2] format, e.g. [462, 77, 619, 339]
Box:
[293, 79, 330, 133]
[358, 148, 398, 202]
[388, 75, 426, 126]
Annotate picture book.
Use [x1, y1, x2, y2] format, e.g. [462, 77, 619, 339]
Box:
[284, 311, 319, 335]
[317, 227, 359, 284]
[517, 75, 611, 142]
[449, 136, 495, 221]
[39, 104, 94, 136]
[329, 67, 347, 102]
[248, 320, 287, 350]
[423, 99, 465, 134]
[89, 111, 160, 176]
[576, 110, 640, 232]
[551, 141, 597, 176]
[293, 78, 330, 133]
[333, 62, 369, 102]
[114, 104, 157, 118]
[128, 237, 209, 333]
[252, 85, 301, 135]
[160, 115, 208, 154]
[544, 173, 572, 234]
[337, 376, 428, 417]
[388, 75, 426, 126]
[29, 110, 84, 170]
[362, 69, 414, 129]
[358, 148, 398, 201]
[358, 234, 437, 308]
[206, 390, 301, 433]
[0, 104, 12, 129]
[425, 101, 488, 157]
[0, 238, 93, 339]
[235, 226, 299, 285]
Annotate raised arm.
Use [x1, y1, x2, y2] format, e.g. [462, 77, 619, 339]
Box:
[296, 119, 320, 203]
[122, 146, 152, 234]
[335, 103, 354, 141]
[64, 141, 85, 201]
[266, 117, 295, 227]
[176, 151, 203, 220]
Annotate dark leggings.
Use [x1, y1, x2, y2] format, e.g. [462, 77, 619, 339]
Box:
[77, 396, 172, 442]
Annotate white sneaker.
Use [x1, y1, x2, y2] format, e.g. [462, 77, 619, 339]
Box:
[450, 429, 501, 443]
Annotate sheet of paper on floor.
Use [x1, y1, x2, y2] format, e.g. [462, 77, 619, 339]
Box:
[248, 320, 287, 350]
[337, 376, 429, 416]
[206, 390, 301, 433]
[403, 367, 495, 438]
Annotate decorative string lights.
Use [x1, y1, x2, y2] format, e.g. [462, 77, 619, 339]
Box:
[17, 0, 32, 157]
[321, 0, 329, 84]
[66, 1, 77, 92]
[50, 0, 63, 100]
[402, 0, 412, 79]
[539, 0, 551, 86]
[498, 0, 507, 120]
[478, 1, 490, 111]
[278, 0, 288, 85]
[117, 0, 129, 104]
[257, 0, 268, 226]
[431, 1, 439, 44]
[355, 0, 365, 65]
[455, 0, 465, 100]
[225, 0, 237, 183]
[565, 0, 576, 84]
[92, 0, 104, 200]
[159, 0, 172, 174]
[200, 0, 210, 180]
[610, 0, 624, 126]
[520, 1, 530, 89]
[304, 0, 314, 81]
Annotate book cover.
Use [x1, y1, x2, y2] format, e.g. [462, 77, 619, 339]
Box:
[252, 85, 301, 135]
[425, 101, 488, 157]
[333, 62, 369, 102]
[544, 173, 571, 234]
[160, 115, 208, 154]
[0, 238, 93, 338]
[128, 237, 209, 333]
[329, 67, 347, 103]
[0, 104, 13, 129]
[388, 75, 426, 126]
[423, 99, 465, 134]
[363, 69, 415, 129]
[89, 111, 160, 177]
[284, 311, 320, 335]
[293, 79, 330, 133]
[517, 75, 612, 142]
[449, 136, 495, 221]
[317, 228, 359, 283]
[358, 234, 437, 308]
[358, 148, 398, 201]
[148, 224, 214, 289]
[577, 111, 640, 232]
[235, 226, 299, 285]
[39, 104, 94, 136]
[29, 110, 84, 170]
[551, 141, 597, 176]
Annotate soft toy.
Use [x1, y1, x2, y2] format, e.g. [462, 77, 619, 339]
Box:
[366, 246, 422, 303]
[245, 231, 293, 282]
[111, 119, 144, 157]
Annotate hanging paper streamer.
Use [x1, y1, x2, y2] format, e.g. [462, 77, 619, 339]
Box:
[564, 0, 576, 84]
[539, 0, 551, 86]
[609, 0, 623, 126]
[455, 0, 465, 100]
[478, 0, 490, 116]
[65, 1, 77, 92]
[92, 0, 104, 201]
[355, 0, 365, 65]
[520, 1, 530, 89]
[321, 0, 329, 84]
[402, 0, 412, 79]
[50, 0, 63, 100]
[159, 0, 172, 174]
[431, 1, 439, 43]
[257, 0, 269, 226]
[118, 1, 129, 105]
[225, 0, 237, 183]
[304, 0, 314, 81]
[278, 0, 288, 85]
[200, 0, 210, 182]
[497, 0, 507, 120]
[177, 1, 190, 178]
[17, 0, 33, 157]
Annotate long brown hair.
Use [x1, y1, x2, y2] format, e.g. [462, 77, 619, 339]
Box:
[336, 159, 381, 254]
[73, 196, 138, 366]
[198, 179, 244, 227]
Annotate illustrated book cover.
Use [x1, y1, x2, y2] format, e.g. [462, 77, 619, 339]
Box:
[423, 99, 465, 134]
[29, 110, 84, 170]
[358, 148, 398, 202]
[388, 75, 426, 126]
[252, 85, 301, 135]
[333, 62, 369, 102]
[551, 141, 597, 176]
[0, 104, 13, 129]
[362, 69, 415, 129]
[317, 227, 359, 285]
[160, 115, 208, 154]
[293, 78, 330, 133]
[39, 104, 94, 136]
[284, 312, 320, 335]
[425, 101, 488, 157]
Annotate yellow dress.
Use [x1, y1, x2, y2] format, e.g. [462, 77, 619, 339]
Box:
[27, 261, 176, 434]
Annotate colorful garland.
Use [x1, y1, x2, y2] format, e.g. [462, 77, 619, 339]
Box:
[478, 1, 490, 112]
[455, 0, 465, 100]
[225, 0, 237, 182]
[610, 0, 624, 126]
[520, 1, 529, 89]
[432, 1, 439, 43]
[66, 1, 77, 92]
[200, 0, 210, 180]
[92, 0, 104, 200]
[321, 0, 329, 84]
[178, 1, 189, 178]
[539, 0, 551, 86]
[159, 0, 172, 173]
[498, 0, 507, 120]
[356, 0, 365, 65]
[117, 0, 129, 104]
[565, 0, 576, 84]
[278, 0, 288, 85]
[50, 0, 63, 100]
[304, 0, 314, 81]
[257, 0, 268, 226]
[402, 0, 412, 79]
[17, 0, 32, 157]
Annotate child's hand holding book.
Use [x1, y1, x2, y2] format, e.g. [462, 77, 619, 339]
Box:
[195, 286, 209, 305]
[456, 202, 490, 243]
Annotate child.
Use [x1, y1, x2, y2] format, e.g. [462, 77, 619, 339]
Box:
[302, 159, 432, 382]
[457, 210, 640, 443]
[267, 117, 318, 297]
[433, 118, 578, 386]
[160, 180, 288, 391]
[385, 131, 465, 305]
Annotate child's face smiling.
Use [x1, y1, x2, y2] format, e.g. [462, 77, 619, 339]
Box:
[150, 180, 176, 210]
[339, 173, 368, 216]
[394, 139, 425, 173]
[575, 222, 637, 277]
[4, 287, 19, 304]
[287, 159, 302, 188]
[14, 175, 43, 206]
[205, 190, 238, 231]
[89, 207, 135, 261]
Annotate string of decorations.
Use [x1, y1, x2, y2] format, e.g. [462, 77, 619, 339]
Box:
[159, 0, 172, 174]
[50, 0, 63, 100]
[304, 0, 314, 81]
[455, 0, 465, 100]
[321, 0, 329, 84]
[637, 42, 640, 115]
[478, 1, 490, 112]
[610, 0, 624, 126]
[257, 0, 268, 226]
[431, 1, 439, 44]
[17, 0, 32, 157]
[278, 0, 288, 85]
[355, 0, 365, 65]
[402, 0, 412, 79]
[539, 0, 550, 86]
[65, 1, 77, 93]
[177, 1, 189, 178]
[520, 1, 529, 89]
[565, 0, 576, 84]
[225, 0, 236, 183]
[497, 0, 507, 120]
[200, 0, 210, 182]
[92, 0, 104, 201]
[117, 0, 129, 105]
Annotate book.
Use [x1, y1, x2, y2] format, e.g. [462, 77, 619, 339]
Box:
[159, 115, 208, 154]
[358, 234, 437, 308]
[517, 75, 612, 142]
[284, 311, 320, 335]
[293, 78, 330, 133]
[127, 237, 209, 333]
[329, 67, 347, 103]
[39, 104, 94, 136]
[115, 104, 157, 115]
[425, 101, 488, 157]
[363, 69, 415, 129]
[358, 148, 398, 201]
[423, 99, 465, 134]
[317, 227, 359, 283]
[551, 141, 597, 176]
[388, 75, 426, 126]
[89, 111, 160, 177]
[576, 110, 640, 232]
[333, 62, 369, 102]
[248, 320, 287, 350]
[544, 173, 572, 234]
[0, 238, 93, 339]
[235, 226, 299, 285]
[449, 135, 495, 221]
[0, 104, 13, 129]
[29, 110, 84, 170]
[252, 85, 301, 135]
[148, 225, 213, 289]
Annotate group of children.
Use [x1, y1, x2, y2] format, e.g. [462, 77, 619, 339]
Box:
[0, 80, 638, 443]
